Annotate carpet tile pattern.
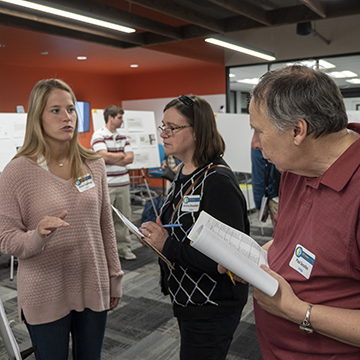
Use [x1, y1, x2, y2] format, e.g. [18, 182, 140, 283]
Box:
[0, 204, 271, 359]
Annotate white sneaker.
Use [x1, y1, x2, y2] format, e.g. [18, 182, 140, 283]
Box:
[120, 250, 137, 260]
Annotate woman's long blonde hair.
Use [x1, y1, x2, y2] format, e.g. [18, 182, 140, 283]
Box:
[14, 79, 100, 180]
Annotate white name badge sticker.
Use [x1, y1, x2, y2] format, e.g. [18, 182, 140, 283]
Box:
[289, 244, 316, 279]
[181, 195, 201, 212]
[75, 174, 95, 192]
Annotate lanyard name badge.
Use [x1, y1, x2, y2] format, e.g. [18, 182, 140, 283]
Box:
[75, 174, 95, 192]
[181, 195, 201, 212]
[289, 244, 315, 279]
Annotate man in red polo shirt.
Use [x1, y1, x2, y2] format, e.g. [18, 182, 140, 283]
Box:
[228, 65, 360, 359]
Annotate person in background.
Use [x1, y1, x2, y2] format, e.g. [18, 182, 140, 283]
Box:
[140, 95, 249, 360]
[161, 154, 181, 176]
[91, 106, 136, 260]
[161, 154, 182, 194]
[221, 65, 360, 359]
[0, 79, 123, 360]
[251, 147, 280, 227]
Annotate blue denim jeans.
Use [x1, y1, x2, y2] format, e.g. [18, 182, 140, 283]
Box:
[177, 310, 242, 360]
[25, 308, 107, 360]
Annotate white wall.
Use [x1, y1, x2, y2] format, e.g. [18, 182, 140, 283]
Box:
[344, 97, 360, 111]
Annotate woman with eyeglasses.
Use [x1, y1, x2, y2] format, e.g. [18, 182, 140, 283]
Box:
[140, 95, 249, 360]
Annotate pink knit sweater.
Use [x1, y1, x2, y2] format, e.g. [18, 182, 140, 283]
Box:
[0, 157, 123, 325]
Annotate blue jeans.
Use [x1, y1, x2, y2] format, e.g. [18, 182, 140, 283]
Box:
[177, 310, 242, 360]
[25, 308, 107, 360]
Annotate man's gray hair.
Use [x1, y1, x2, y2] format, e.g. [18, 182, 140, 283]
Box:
[250, 65, 348, 138]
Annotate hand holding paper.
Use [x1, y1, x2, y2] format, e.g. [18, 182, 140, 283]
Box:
[111, 205, 174, 269]
[188, 211, 279, 297]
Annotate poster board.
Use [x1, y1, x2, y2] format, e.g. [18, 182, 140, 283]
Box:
[122, 94, 226, 143]
[0, 113, 27, 172]
[215, 113, 252, 174]
[92, 109, 160, 170]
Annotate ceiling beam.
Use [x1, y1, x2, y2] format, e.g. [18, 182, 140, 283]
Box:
[269, 5, 320, 26]
[0, 13, 137, 49]
[127, 0, 226, 33]
[0, 9, 178, 48]
[0, 6, 147, 45]
[5, 0, 184, 40]
[222, 15, 265, 33]
[299, 0, 326, 18]
[269, 2, 360, 27]
[207, 0, 272, 26]
[178, 24, 217, 40]
[325, 0, 360, 17]
[2, 0, 360, 53]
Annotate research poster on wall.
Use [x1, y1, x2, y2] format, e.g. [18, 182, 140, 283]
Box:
[92, 109, 160, 170]
[0, 113, 27, 172]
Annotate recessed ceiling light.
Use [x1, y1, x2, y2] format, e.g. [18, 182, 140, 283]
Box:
[77, 56, 87, 60]
[0, 0, 135, 33]
[328, 70, 357, 78]
[130, 64, 139, 68]
[236, 78, 260, 85]
[342, 70, 358, 77]
[346, 79, 360, 84]
[318, 60, 336, 69]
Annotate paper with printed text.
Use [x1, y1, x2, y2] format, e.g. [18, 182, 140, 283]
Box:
[188, 211, 278, 297]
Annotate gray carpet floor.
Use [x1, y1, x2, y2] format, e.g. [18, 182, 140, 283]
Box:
[0, 200, 272, 359]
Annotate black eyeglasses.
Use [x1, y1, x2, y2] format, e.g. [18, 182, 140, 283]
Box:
[178, 95, 194, 107]
[157, 124, 192, 136]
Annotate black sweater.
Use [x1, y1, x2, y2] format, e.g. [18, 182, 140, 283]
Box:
[160, 157, 249, 320]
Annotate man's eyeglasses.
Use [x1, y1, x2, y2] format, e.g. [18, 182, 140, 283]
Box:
[157, 124, 192, 136]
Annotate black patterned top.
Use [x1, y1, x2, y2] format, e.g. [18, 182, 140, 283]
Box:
[160, 157, 249, 320]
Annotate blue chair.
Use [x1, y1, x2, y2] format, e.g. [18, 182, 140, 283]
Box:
[146, 144, 166, 194]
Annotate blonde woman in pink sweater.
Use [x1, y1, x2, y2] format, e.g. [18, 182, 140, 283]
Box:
[0, 79, 123, 360]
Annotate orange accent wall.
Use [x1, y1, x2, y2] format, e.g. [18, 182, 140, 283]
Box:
[1, 62, 225, 143]
[0, 62, 225, 185]
[0, 64, 124, 149]
[121, 63, 226, 100]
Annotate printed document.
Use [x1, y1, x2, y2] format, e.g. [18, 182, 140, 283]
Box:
[188, 211, 278, 297]
[111, 205, 174, 269]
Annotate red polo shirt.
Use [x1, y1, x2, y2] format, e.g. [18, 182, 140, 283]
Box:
[254, 123, 360, 359]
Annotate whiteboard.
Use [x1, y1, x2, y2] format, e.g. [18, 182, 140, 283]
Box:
[0, 113, 27, 172]
[92, 109, 160, 170]
[215, 113, 252, 173]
